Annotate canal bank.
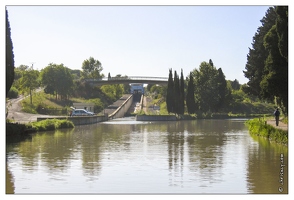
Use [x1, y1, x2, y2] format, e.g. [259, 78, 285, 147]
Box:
[245, 118, 288, 145]
[37, 115, 108, 126]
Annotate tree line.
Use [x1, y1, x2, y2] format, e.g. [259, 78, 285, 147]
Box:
[166, 59, 231, 116]
[243, 6, 288, 115]
[165, 6, 287, 117]
[8, 56, 129, 113]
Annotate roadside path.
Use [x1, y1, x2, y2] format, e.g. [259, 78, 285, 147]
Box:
[266, 118, 288, 131]
[6, 89, 63, 124]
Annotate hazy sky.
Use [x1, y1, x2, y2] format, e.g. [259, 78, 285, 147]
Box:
[7, 5, 271, 83]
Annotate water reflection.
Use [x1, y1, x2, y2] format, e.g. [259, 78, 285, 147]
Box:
[6, 119, 288, 194]
[247, 134, 288, 193]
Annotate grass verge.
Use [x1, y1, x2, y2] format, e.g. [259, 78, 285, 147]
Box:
[29, 119, 74, 131]
[245, 118, 288, 145]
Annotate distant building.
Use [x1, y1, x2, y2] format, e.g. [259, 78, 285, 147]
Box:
[73, 103, 95, 112]
[130, 83, 144, 94]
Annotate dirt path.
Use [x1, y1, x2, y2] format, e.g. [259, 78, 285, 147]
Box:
[266, 118, 288, 131]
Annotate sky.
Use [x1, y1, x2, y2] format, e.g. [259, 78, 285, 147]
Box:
[5, 4, 273, 84]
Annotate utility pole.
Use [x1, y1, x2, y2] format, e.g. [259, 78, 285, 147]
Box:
[30, 62, 35, 69]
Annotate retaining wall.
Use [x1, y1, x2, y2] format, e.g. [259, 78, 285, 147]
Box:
[109, 95, 133, 119]
[136, 115, 177, 121]
[37, 114, 108, 126]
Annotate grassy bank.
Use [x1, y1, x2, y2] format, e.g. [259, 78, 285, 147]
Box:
[20, 91, 110, 115]
[6, 119, 74, 143]
[29, 119, 74, 131]
[245, 118, 288, 145]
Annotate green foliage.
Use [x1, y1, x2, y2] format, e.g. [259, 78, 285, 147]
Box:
[7, 86, 19, 98]
[166, 69, 174, 113]
[160, 60, 275, 117]
[150, 85, 163, 94]
[6, 8, 15, 95]
[193, 61, 229, 113]
[21, 87, 118, 115]
[21, 91, 68, 114]
[179, 69, 185, 115]
[275, 6, 288, 59]
[243, 7, 276, 98]
[100, 84, 124, 101]
[173, 70, 180, 114]
[41, 63, 73, 100]
[86, 98, 104, 113]
[165, 69, 185, 115]
[29, 119, 74, 131]
[245, 118, 288, 145]
[20, 68, 40, 104]
[243, 6, 288, 115]
[186, 72, 196, 114]
[6, 122, 33, 143]
[81, 57, 104, 79]
[228, 79, 241, 90]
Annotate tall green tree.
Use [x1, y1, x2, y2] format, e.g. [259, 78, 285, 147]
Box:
[19, 68, 40, 104]
[215, 68, 229, 112]
[243, 6, 288, 115]
[229, 79, 241, 90]
[166, 69, 174, 113]
[243, 7, 276, 98]
[81, 57, 104, 79]
[186, 72, 196, 114]
[179, 69, 185, 115]
[262, 23, 288, 114]
[6, 8, 15, 95]
[55, 64, 74, 99]
[193, 61, 219, 113]
[41, 64, 56, 97]
[275, 6, 288, 60]
[173, 70, 180, 115]
[41, 63, 73, 100]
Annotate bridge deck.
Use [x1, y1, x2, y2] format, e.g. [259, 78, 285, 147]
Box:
[84, 76, 168, 86]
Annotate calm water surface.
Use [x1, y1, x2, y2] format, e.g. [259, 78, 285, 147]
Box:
[6, 118, 288, 194]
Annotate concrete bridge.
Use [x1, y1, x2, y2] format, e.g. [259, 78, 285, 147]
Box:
[84, 76, 168, 86]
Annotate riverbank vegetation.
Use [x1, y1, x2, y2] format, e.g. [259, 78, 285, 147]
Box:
[6, 118, 74, 143]
[145, 70, 276, 118]
[29, 119, 74, 131]
[245, 118, 288, 145]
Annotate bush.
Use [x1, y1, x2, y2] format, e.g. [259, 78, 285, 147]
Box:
[29, 119, 74, 131]
[7, 87, 19, 98]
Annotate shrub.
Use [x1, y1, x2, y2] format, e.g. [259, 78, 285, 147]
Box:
[7, 87, 19, 98]
[30, 119, 74, 131]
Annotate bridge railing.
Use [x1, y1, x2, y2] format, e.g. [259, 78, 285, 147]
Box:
[84, 76, 168, 82]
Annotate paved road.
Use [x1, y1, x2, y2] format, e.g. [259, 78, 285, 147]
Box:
[6, 90, 63, 124]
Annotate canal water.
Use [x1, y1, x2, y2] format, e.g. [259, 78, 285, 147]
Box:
[6, 118, 288, 194]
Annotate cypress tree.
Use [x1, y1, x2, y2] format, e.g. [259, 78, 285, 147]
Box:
[174, 70, 180, 115]
[186, 72, 196, 114]
[179, 69, 185, 115]
[216, 68, 228, 112]
[166, 69, 174, 113]
[6, 8, 15, 95]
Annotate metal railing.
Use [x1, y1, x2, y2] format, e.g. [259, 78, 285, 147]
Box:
[84, 76, 168, 82]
